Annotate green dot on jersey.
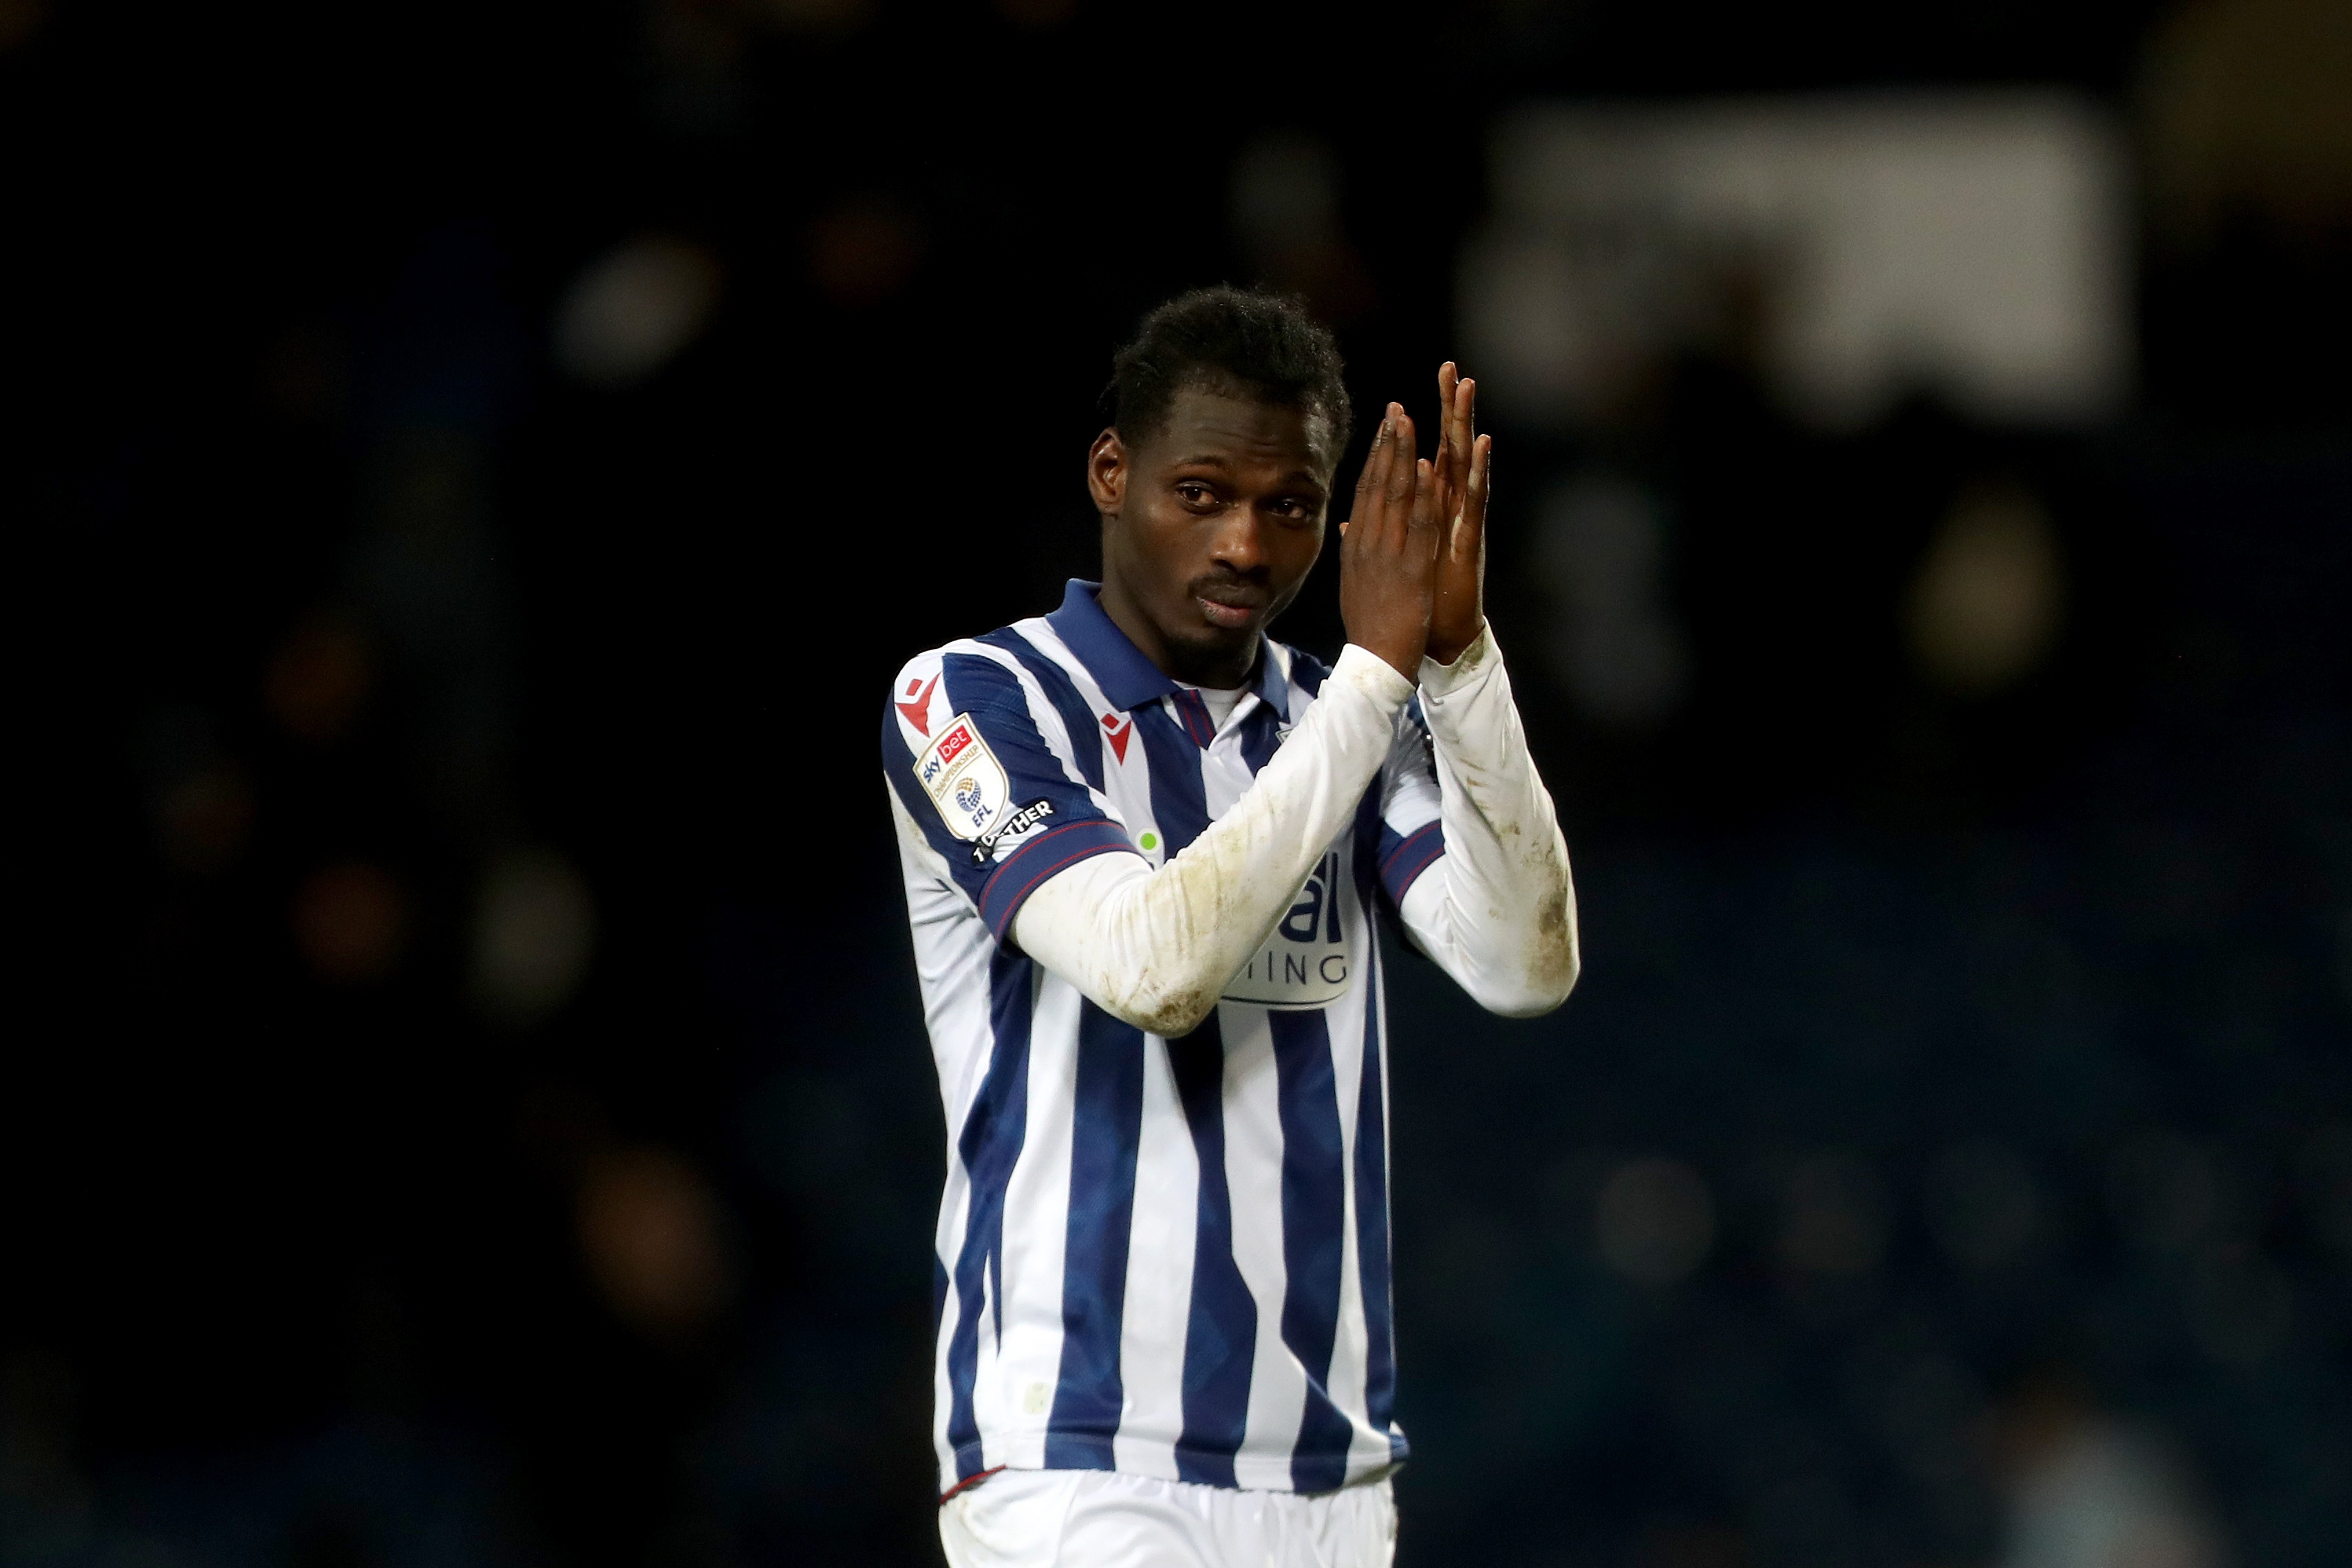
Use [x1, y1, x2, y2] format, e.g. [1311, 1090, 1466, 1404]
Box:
[1140, 833, 1159, 851]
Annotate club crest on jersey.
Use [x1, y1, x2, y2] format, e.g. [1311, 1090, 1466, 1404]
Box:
[1221, 849, 1351, 1009]
[914, 713, 1012, 841]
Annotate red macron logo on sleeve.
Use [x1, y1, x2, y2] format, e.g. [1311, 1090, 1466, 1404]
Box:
[896, 674, 939, 736]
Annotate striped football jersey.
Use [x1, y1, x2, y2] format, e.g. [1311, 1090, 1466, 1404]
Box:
[882, 580, 1446, 1497]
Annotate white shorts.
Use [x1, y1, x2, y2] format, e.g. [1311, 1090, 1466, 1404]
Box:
[939, 1468, 1397, 1568]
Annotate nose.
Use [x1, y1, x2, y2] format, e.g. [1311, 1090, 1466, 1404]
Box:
[1206, 506, 1267, 577]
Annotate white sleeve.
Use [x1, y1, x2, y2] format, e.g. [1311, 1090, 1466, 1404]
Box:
[1394, 624, 1580, 1017]
[1011, 645, 1415, 1038]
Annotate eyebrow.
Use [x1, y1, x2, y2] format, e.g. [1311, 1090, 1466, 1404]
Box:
[1168, 456, 1327, 486]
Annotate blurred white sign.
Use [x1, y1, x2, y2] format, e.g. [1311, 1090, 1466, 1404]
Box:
[1462, 94, 2132, 431]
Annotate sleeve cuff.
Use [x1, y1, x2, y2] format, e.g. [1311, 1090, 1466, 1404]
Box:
[1333, 642, 1418, 713]
[1418, 622, 1496, 699]
[977, 819, 1142, 941]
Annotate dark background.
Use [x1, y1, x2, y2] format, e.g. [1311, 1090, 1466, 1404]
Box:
[7, 1, 2349, 1565]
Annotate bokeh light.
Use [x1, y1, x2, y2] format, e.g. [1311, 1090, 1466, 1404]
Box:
[576, 1148, 734, 1339]
[266, 611, 375, 745]
[469, 850, 596, 1027]
[1596, 1157, 1717, 1287]
[291, 862, 407, 985]
[807, 195, 925, 311]
[1777, 1152, 1893, 1281]
[554, 236, 723, 389]
[1907, 483, 2066, 696]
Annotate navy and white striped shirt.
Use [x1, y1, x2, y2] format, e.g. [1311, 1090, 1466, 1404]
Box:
[884, 580, 1447, 1496]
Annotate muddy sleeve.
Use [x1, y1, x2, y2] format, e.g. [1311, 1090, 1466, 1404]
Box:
[1011, 645, 1415, 1037]
[1393, 624, 1581, 1016]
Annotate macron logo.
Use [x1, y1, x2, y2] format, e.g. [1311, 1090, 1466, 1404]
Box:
[1101, 711, 1132, 763]
[897, 674, 939, 736]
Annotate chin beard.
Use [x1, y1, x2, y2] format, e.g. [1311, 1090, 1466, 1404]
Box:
[1162, 623, 1261, 687]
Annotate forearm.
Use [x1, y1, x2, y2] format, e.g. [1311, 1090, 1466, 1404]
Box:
[1012, 645, 1414, 1037]
[1398, 625, 1580, 1016]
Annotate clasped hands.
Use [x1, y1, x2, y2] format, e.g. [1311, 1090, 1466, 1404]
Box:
[1336, 363, 1491, 681]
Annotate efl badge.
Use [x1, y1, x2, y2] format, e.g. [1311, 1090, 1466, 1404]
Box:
[914, 713, 1012, 842]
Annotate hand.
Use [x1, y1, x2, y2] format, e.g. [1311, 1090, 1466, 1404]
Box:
[1425, 363, 1492, 666]
[1338, 402, 1442, 680]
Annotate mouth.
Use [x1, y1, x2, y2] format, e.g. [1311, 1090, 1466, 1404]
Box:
[1197, 596, 1258, 630]
[1195, 592, 1262, 632]
[1195, 576, 1270, 630]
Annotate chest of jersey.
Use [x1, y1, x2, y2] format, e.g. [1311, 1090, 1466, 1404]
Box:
[1093, 694, 1360, 1013]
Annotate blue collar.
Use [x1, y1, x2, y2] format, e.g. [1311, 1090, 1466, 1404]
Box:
[1046, 580, 1292, 721]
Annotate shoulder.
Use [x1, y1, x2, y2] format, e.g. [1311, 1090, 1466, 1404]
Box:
[881, 623, 1069, 764]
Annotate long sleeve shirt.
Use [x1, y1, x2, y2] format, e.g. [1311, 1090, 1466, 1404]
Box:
[883, 579, 1575, 1498]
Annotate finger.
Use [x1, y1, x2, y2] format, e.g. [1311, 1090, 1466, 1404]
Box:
[1451, 374, 1477, 493]
[1407, 456, 1441, 559]
[1453, 432, 1491, 561]
[1343, 411, 1393, 556]
[1439, 363, 1467, 486]
[1380, 409, 1418, 517]
[1433, 365, 1453, 473]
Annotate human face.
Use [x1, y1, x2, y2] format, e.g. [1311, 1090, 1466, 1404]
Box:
[1087, 386, 1336, 689]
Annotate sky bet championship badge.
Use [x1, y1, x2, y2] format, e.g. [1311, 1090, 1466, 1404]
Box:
[914, 714, 1009, 840]
[913, 714, 1060, 867]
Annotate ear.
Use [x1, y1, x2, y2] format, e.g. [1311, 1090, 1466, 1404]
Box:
[1087, 428, 1128, 517]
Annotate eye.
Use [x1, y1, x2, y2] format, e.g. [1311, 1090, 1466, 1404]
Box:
[1175, 482, 1219, 511]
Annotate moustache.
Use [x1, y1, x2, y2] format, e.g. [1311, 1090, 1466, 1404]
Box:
[1186, 570, 1270, 608]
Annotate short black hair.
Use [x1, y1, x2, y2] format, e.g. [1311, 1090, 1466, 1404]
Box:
[1108, 286, 1351, 463]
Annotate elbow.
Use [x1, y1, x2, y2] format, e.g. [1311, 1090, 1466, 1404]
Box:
[1473, 896, 1580, 1018]
[1474, 952, 1579, 1019]
[1532, 932, 1582, 1012]
[1091, 973, 1223, 1039]
[1117, 997, 1221, 1038]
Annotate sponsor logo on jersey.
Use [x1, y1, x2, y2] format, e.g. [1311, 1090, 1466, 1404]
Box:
[970, 798, 1056, 865]
[1221, 849, 1351, 1008]
[915, 713, 1012, 841]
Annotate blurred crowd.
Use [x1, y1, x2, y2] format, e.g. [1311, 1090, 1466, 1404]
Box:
[7, 0, 2350, 1565]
